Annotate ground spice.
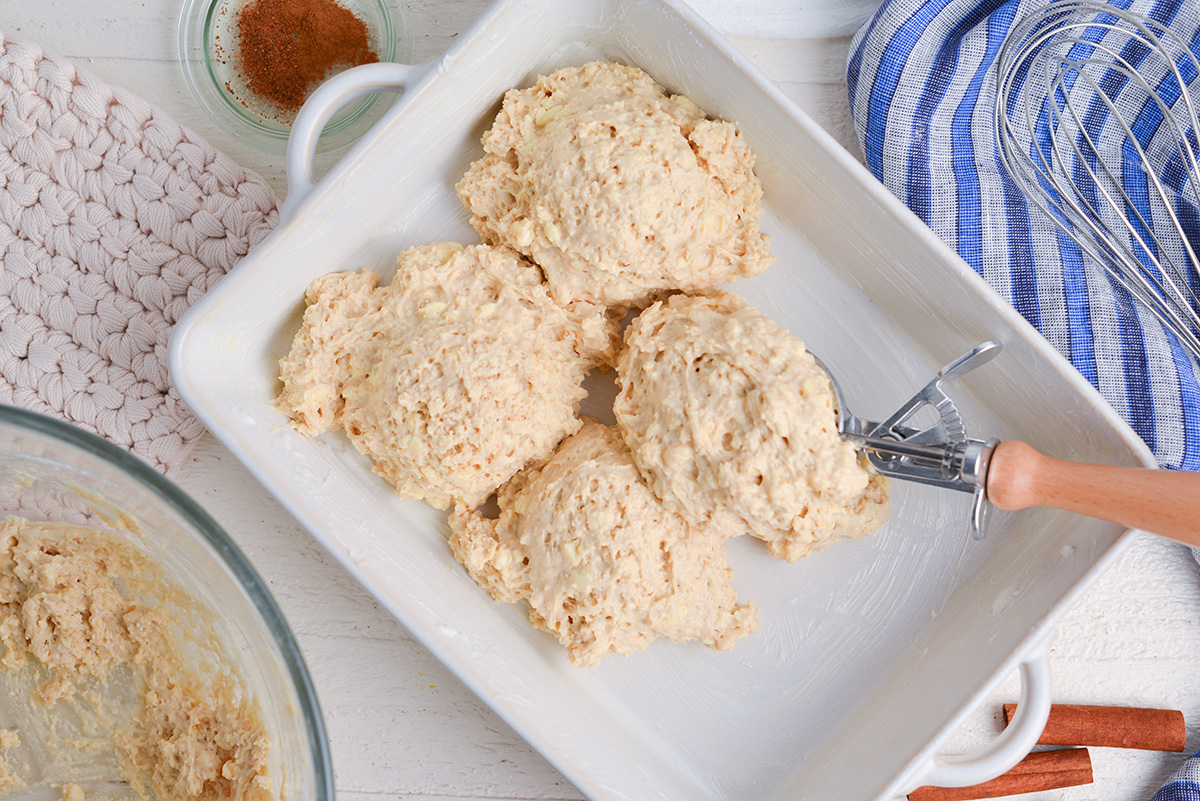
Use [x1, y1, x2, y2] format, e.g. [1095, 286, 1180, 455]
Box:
[236, 0, 378, 114]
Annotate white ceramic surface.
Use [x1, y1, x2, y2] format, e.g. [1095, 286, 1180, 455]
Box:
[166, 0, 1158, 799]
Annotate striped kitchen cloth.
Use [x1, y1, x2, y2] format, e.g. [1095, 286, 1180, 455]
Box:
[1151, 750, 1200, 800]
[847, 0, 1200, 471]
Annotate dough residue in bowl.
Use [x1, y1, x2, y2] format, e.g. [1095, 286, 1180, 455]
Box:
[614, 291, 890, 561]
[0, 516, 271, 801]
[448, 420, 758, 667]
[277, 242, 616, 510]
[456, 61, 773, 309]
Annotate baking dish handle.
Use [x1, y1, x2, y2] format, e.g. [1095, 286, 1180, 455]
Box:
[281, 61, 428, 221]
[908, 637, 1053, 791]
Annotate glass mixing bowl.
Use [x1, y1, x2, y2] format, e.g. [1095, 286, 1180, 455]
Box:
[178, 0, 411, 154]
[0, 405, 333, 801]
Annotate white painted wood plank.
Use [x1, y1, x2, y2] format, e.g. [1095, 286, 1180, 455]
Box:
[4, 0, 490, 62]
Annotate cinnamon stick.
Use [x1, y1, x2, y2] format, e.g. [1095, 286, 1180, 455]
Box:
[1003, 703, 1186, 752]
[907, 748, 1092, 801]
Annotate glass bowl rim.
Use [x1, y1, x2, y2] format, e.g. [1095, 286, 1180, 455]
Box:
[0, 403, 335, 801]
[177, 0, 407, 155]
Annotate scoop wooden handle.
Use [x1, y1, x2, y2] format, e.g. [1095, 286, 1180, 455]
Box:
[986, 440, 1200, 546]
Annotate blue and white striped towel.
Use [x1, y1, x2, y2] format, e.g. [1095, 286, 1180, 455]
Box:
[1152, 749, 1200, 800]
[847, 0, 1200, 471]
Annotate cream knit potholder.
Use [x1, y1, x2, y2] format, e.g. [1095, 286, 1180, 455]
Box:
[0, 32, 279, 474]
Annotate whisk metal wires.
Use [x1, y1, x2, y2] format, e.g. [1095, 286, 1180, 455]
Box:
[995, 1, 1200, 362]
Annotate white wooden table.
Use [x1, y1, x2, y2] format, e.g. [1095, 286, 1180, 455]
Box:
[8, 2, 1200, 799]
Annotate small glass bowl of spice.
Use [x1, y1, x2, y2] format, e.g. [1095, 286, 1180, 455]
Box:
[178, 0, 410, 154]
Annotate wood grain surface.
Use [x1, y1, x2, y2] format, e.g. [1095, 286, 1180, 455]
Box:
[5, 2, 1200, 800]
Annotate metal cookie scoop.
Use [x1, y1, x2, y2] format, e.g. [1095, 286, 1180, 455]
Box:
[811, 342, 1200, 544]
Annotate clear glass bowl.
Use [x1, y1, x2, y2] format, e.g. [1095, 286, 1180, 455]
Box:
[0, 405, 333, 801]
[178, 0, 410, 155]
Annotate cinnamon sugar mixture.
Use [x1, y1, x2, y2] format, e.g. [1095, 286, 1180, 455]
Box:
[236, 0, 378, 113]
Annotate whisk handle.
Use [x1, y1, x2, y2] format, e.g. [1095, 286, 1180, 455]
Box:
[987, 441, 1200, 545]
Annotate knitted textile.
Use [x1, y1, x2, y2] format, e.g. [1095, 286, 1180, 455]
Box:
[0, 32, 278, 473]
[847, 0, 1200, 470]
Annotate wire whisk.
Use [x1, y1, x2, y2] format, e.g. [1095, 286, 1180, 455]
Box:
[995, 0, 1200, 362]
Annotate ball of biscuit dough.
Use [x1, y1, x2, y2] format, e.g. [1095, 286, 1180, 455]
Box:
[614, 291, 889, 561]
[457, 61, 773, 309]
[276, 243, 615, 509]
[449, 420, 758, 666]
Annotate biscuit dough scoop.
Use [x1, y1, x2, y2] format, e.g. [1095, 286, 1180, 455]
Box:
[809, 341, 1200, 543]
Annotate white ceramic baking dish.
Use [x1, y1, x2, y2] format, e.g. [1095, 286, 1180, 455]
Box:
[169, 0, 1154, 798]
